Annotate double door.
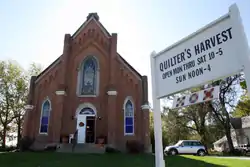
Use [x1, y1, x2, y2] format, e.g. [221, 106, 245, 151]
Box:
[77, 115, 95, 143]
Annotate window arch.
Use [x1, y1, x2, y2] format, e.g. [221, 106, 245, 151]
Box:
[39, 99, 51, 134]
[79, 107, 95, 115]
[124, 97, 134, 135]
[78, 56, 99, 96]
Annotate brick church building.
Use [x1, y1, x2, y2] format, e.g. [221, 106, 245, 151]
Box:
[22, 13, 151, 152]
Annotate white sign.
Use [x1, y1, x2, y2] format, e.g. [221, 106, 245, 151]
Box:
[153, 7, 248, 98]
[172, 86, 220, 109]
[150, 4, 250, 167]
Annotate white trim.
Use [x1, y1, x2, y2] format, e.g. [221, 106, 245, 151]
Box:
[107, 91, 117, 96]
[24, 105, 34, 110]
[117, 57, 142, 81]
[35, 59, 60, 83]
[72, 16, 110, 39]
[152, 13, 229, 58]
[75, 102, 97, 117]
[123, 96, 135, 136]
[77, 56, 100, 97]
[141, 104, 150, 110]
[39, 97, 52, 135]
[69, 134, 74, 143]
[229, 4, 250, 98]
[55, 90, 67, 96]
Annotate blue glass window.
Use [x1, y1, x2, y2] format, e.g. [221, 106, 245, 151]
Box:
[124, 100, 134, 134]
[81, 57, 97, 95]
[40, 100, 50, 133]
[79, 107, 95, 115]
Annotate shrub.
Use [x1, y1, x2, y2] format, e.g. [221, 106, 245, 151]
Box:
[44, 145, 57, 152]
[222, 149, 246, 156]
[18, 136, 34, 152]
[126, 140, 144, 154]
[0, 146, 17, 152]
[105, 146, 120, 153]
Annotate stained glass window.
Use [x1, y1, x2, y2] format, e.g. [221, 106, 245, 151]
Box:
[79, 107, 95, 115]
[81, 57, 97, 95]
[124, 100, 134, 135]
[40, 100, 50, 133]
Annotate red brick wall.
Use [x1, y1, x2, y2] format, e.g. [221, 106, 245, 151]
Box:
[23, 17, 150, 150]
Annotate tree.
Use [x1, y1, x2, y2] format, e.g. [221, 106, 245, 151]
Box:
[178, 103, 210, 147]
[231, 78, 250, 117]
[161, 107, 191, 145]
[231, 95, 250, 117]
[163, 86, 212, 148]
[0, 61, 42, 148]
[12, 63, 42, 146]
[28, 62, 43, 76]
[0, 60, 24, 148]
[209, 75, 243, 153]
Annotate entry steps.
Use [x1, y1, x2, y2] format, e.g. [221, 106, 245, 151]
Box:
[57, 143, 105, 154]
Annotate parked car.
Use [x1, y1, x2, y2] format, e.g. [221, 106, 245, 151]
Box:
[235, 144, 250, 155]
[164, 140, 207, 156]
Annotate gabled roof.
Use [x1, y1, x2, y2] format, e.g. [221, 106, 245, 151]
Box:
[117, 54, 142, 78]
[72, 13, 111, 39]
[35, 13, 142, 83]
[213, 116, 250, 145]
[35, 56, 60, 82]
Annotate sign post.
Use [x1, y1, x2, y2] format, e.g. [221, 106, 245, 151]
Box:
[150, 3, 250, 167]
[150, 51, 165, 167]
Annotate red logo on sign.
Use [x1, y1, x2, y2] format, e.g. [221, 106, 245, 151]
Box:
[203, 88, 214, 101]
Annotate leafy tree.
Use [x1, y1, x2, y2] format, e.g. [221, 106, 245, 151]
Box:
[28, 62, 43, 76]
[0, 60, 42, 148]
[13, 63, 42, 146]
[0, 60, 23, 148]
[209, 75, 243, 153]
[231, 95, 250, 117]
[163, 108, 191, 144]
[231, 77, 250, 117]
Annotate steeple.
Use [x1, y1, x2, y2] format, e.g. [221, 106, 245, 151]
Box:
[87, 12, 99, 21]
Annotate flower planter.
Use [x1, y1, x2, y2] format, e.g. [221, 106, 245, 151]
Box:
[62, 136, 68, 143]
[97, 138, 105, 144]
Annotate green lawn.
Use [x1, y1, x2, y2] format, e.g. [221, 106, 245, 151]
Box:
[0, 152, 249, 167]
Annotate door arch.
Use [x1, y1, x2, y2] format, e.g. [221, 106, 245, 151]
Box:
[76, 103, 97, 144]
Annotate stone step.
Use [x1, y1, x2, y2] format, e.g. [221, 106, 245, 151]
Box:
[57, 143, 105, 154]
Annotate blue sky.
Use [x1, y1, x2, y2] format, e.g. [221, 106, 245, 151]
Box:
[0, 0, 250, 105]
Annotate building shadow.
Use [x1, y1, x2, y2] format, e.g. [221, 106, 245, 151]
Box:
[165, 155, 226, 167]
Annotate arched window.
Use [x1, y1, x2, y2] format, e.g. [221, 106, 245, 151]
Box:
[79, 107, 95, 115]
[124, 97, 134, 135]
[39, 100, 51, 134]
[78, 56, 99, 96]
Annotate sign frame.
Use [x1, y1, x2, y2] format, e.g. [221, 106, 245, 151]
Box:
[152, 4, 249, 99]
[150, 4, 250, 167]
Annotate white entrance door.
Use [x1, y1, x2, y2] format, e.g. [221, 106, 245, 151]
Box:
[77, 115, 87, 143]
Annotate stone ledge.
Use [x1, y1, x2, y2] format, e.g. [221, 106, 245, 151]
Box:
[141, 104, 150, 110]
[107, 90, 117, 96]
[55, 90, 67, 96]
[24, 105, 34, 110]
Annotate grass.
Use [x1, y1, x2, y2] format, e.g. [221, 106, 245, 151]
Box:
[0, 152, 250, 167]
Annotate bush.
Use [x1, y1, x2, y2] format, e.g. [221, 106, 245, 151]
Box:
[0, 146, 17, 152]
[18, 136, 34, 151]
[105, 146, 120, 153]
[222, 149, 246, 156]
[126, 140, 144, 154]
[44, 145, 57, 152]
